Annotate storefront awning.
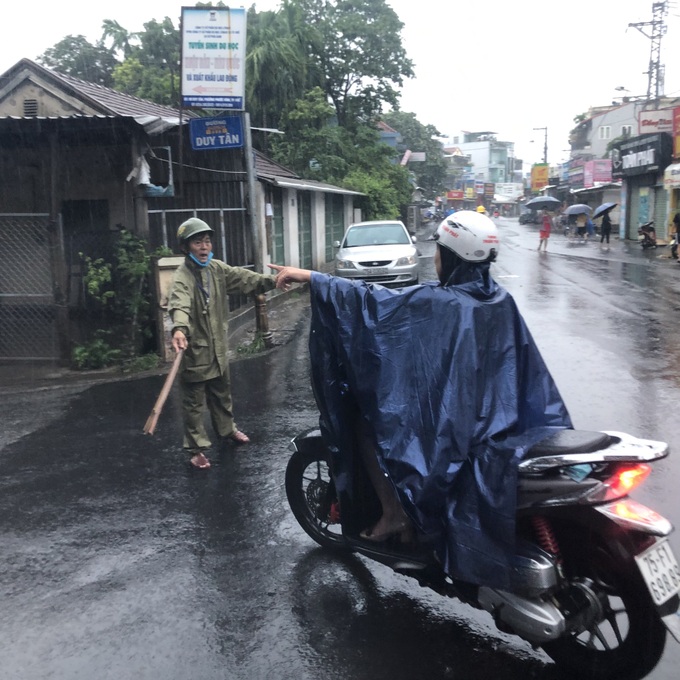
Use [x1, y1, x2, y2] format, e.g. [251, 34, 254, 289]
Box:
[571, 182, 621, 195]
[664, 163, 680, 188]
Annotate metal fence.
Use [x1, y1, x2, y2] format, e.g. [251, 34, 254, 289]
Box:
[0, 214, 59, 359]
[148, 206, 248, 264]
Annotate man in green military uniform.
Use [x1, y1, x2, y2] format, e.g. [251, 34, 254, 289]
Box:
[169, 217, 279, 469]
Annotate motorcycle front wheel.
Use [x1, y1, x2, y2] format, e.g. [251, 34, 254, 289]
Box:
[542, 539, 666, 680]
[285, 446, 349, 551]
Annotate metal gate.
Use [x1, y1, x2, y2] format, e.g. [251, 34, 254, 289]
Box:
[0, 214, 59, 360]
[653, 186, 668, 240]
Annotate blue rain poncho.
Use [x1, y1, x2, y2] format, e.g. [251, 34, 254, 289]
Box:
[307, 264, 572, 588]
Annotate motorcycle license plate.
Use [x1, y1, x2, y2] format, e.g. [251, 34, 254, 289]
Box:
[635, 539, 680, 606]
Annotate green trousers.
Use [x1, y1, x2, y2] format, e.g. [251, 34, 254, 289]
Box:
[180, 366, 237, 451]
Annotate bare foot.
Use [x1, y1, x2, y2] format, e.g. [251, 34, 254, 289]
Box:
[190, 452, 211, 469]
[360, 514, 414, 543]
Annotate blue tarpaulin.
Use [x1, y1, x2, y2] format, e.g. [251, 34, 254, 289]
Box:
[307, 265, 572, 588]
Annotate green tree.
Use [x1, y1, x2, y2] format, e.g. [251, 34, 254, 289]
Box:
[246, 6, 311, 135]
[101, 19, 135, 59]
[105, 16, 180, 106]
[135, 18, 180, 106]
[37, 35, 118, 86]
[343, 163, 412, 220]
[382, 111, 447, 199]
[271, 86, 413, 219]
[113, 56, 175, 106]
[292, 0, 414, 128]
[271, 87, 348, 180]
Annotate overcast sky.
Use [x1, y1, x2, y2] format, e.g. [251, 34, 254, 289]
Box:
[2, 1, 678, 167]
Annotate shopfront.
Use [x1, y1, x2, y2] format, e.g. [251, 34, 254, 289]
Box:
[664, 162, 680, 232]
[611, 133, 673, 241]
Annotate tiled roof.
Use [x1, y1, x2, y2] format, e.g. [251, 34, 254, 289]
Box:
[54, 70, 189, 119]
[4, 58, 191, 120]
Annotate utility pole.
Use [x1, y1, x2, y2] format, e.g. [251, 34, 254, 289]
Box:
[533, 127, 548, 164]
[629, 1, 668, 100]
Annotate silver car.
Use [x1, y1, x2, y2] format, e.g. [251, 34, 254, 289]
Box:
[334, 220, 419, 287]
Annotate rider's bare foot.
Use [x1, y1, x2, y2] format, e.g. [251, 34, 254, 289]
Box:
[360, 514, 415, 543]
[190, 452, 211, 469]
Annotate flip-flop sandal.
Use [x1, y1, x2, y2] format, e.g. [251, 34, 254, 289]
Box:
[227, 430, 250, 444]
[190, 452, 211, 469]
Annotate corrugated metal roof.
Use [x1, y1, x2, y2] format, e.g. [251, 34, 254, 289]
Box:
[272, 177, 364, 196]
[254, 150, 298, 180]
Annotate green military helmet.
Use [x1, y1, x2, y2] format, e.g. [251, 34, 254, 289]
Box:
[176, 217, 214, 243]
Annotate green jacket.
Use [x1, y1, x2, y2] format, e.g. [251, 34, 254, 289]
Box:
[168, 257, 277, 382]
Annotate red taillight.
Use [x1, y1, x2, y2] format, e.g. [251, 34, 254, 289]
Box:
[605, 464, 652, 500]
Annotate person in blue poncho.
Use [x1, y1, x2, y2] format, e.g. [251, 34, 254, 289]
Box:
[270, 211, 571, 588]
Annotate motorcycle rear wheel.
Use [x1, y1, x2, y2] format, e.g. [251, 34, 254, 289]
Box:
[542, 541, 666, 680]
[285, 446, 349, 551]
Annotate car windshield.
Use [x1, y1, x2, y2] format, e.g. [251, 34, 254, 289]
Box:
[343, 224, 410, 247]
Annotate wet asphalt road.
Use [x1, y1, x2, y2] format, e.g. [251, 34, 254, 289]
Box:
[1, 217, 680, 679]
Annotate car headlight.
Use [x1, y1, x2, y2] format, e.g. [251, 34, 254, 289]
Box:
[395, 256, 417, 266]
[336, 259, 357, 269]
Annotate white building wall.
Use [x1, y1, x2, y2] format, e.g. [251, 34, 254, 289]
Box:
[588, 102, 641, 158]
[458, 141, 491, 179]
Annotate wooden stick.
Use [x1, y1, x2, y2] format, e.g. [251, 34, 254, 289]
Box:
[143, 349, 184, 435]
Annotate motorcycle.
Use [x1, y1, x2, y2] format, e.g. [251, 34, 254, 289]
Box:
[638, 221, 657, 249]
[286, 426, 680, 680]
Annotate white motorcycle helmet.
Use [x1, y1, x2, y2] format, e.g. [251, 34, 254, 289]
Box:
[434, 210, 500, 262]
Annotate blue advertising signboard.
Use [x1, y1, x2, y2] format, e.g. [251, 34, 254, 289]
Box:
[189, 116, 244, 151]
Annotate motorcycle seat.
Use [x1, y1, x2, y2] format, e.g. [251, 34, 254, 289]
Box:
[523, 429, 613, 460]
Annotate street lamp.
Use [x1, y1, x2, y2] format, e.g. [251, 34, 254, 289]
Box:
[533, 126, 548, 164]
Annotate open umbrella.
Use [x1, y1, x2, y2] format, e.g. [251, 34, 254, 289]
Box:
[525, 196, 561, 211]
[593, 202, 617, 219]
[564, 203, 592, 216]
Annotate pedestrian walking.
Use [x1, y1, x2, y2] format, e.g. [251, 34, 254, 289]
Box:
[600, 211, 612, 248]
[168, 217, 279, 469]
[576, 213, 587, 242]
[586, 216, 595, 239]
[538, 210, 552, 251]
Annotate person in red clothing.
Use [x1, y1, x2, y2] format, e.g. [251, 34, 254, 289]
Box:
[538, 210, 553, 251]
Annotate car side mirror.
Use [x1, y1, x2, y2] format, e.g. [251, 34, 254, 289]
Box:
[411, 235, 417, 243]
[333, 240, 341, 248]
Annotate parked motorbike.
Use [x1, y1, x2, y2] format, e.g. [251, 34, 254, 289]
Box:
[638, 221, 657, 248]
[286, 426, 680, 680]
